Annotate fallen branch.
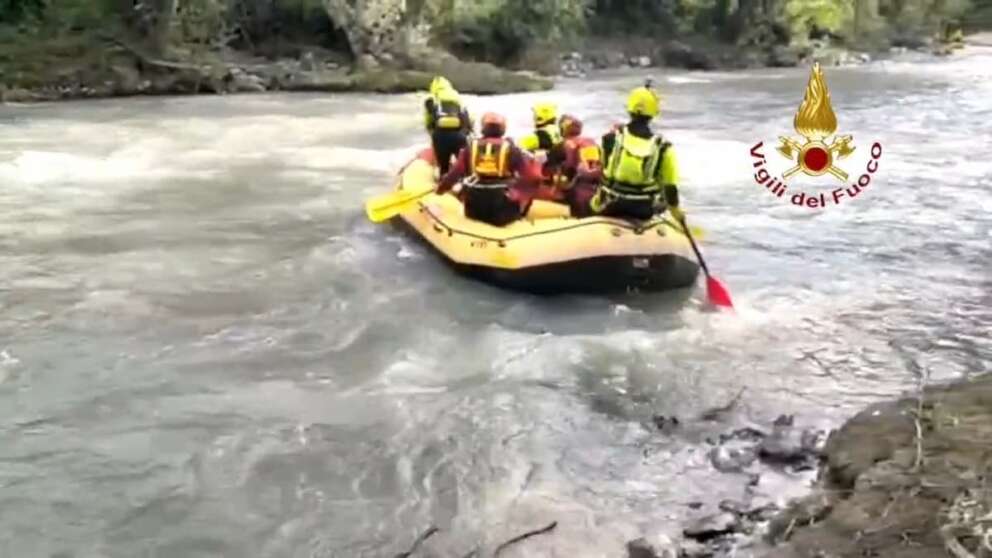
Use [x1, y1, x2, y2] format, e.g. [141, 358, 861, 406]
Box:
[103, 35, 212, 72]
[913, 414, 924, 471]
[395, 526, 439, 558]
[494, 521, 558, 556]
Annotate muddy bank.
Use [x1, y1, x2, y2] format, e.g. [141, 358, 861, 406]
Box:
[756, 373, 992, 558]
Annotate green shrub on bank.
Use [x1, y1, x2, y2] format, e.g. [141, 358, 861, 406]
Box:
[427, 0, 591, 63]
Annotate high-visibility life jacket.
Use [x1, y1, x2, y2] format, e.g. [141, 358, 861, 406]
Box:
[603, 126, 669, 195]
[469, 138, 512, 183]
[567, 136, 603, 172]
[431, 89, 464, 131]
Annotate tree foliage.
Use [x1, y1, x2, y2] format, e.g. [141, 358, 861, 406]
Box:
[428, 0, 591, 62]
[0, 0, 985, 67]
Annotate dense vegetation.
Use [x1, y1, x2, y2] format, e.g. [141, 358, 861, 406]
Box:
[0, 0, 981, 58]
[0, 0, 985, 96]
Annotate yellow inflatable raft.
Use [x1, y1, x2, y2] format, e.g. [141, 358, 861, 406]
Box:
[390, 151, 701, 294]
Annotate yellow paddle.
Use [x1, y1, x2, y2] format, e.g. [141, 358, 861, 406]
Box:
[365, 185, 436, 223]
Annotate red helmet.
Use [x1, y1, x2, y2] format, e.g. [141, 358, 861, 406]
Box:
[480, 112, 507, 137]
[559, 114, 583, 138]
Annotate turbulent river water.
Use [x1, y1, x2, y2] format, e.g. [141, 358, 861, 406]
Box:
[2, 48, 991, 557]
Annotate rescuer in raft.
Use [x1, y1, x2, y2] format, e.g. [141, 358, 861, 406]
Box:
[436, 112, 543, 226]
[591, 82, 685, 222]
[424, 76, 473, 176]
[518, 102, 570, 201]
[557, 113, 603, 217]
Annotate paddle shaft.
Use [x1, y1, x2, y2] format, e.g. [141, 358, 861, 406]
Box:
[679, 217, 710, 277]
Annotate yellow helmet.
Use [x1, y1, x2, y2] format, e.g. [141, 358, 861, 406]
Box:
[430, 76, 454, 97]
[436, 87, 460, 104]
[532, 102, 558, 126]
[626, 86, 660, 118]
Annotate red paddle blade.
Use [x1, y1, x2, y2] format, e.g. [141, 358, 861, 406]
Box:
[706, 276, 735, 309]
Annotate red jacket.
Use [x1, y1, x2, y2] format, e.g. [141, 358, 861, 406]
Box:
[437, 137, 543, 198]
[547, 136, 602, 190]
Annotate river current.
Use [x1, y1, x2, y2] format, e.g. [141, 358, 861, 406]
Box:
[1, 48, 991, 557]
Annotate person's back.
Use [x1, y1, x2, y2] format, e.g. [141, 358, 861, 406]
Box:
[518, 102, 569, 200]
[592, 84, 683, 222]
[436, 112, 541, 226]
[423, 76, 472, 176]
[518, 102, 563, 154]
[558, 114, 603, 217]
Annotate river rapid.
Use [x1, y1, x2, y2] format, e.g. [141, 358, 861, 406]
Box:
[2, 48, 991, 557]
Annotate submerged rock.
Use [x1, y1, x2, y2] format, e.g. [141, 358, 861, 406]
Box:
[684, 512, 740, 541]
[757, 417, 823, 471]
[626, 535, 677, 558]
[709, 445, 757, 473]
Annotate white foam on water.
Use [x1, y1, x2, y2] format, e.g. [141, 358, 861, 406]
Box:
[666, 76, 713, 84]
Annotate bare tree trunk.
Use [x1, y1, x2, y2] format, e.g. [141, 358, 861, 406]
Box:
[152, 0, 178, 56]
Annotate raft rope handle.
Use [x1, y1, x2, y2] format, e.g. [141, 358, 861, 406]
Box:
[419, 204, 678, 244]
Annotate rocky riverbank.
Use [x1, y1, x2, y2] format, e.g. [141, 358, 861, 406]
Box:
[0, 28, 973, 104]
[556, 32, 968, 79]
[0, 36, 554, 104]
[619, 374, 992, 558]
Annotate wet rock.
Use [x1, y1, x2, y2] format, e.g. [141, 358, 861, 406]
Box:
[587, 50, 626, 69]
[758, 419, 822, 470]
[283, 69, 353, 92]
[300, 51, 317, 72]
[407, 48, 552, 94]
[109, 61, 142, 95]
[626, 535, 677, 558]
[2, 87, 44, 103]
[729, 427, 766, 441]
[891, 34, 931, 50]
[560, 58, 588, 79]
[660, 41, 716, 71]
[652, 415, 680, 432]
[719, 499, 748, 515]
[709, 446, 757, 473]
[228, 68, 267, 93]
[684, 512, 740, 541]
[678, 539, 712, 558]
[768, 45, 800, 67]
[766, 492, 834, 543]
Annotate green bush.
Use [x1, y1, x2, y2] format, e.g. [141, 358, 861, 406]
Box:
[783, 0, 854, 41]
[430, 0, 591, 63]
